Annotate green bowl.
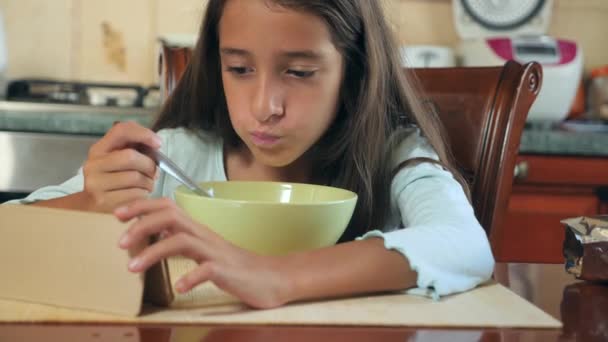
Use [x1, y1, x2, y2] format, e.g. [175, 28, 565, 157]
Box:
[174, 181, 357, 255]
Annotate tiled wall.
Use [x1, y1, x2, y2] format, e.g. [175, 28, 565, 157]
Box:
[0, 0, 204, 85]
[0, 0, 606, 85]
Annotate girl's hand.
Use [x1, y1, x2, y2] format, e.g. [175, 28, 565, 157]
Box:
[82, 121, 161, 212]
[114, 198, 292, 309]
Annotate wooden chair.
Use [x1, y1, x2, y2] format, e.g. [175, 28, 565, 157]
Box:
[158, 47, 542, 253]
[412, 61, 541, 252]
[158, 45, 193, 100]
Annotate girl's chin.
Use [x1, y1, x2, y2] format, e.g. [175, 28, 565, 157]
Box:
[249, 147, 301, 168]
[252, 154, 297, 168]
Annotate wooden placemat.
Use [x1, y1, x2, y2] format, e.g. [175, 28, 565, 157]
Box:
[0, 282, 561, 328]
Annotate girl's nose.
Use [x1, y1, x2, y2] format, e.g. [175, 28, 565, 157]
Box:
[252, 75, 285, 123]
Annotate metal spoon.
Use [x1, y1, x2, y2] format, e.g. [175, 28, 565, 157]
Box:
[142, 146, 213, 197]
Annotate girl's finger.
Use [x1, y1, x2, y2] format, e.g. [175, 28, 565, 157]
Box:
[89, 121, 161, 157]
[116, 198, 224, 241]
[127, 232, 208, 273]
[114, 197, 175, 221]
[88, 188, 150, 213]
[95, 170, 155, 193]
[175, 262, 216, 293]
[97, 149, 158, 179]
[119, 208, 194, 248]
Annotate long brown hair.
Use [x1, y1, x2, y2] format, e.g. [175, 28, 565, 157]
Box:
[153, 0, 468, 241]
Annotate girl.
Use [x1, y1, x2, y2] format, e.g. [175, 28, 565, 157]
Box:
[6, 0, 494, 309]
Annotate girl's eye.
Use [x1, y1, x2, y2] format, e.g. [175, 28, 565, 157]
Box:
[287, 69, 316, 78]
[226, 66, 251, 75]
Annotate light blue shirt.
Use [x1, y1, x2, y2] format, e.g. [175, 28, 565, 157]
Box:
[5, 127, 495, 298]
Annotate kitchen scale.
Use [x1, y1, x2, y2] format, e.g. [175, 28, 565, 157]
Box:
[454, 0, 584, 122]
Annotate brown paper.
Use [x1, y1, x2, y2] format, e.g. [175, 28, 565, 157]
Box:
[145, 257, 240, 308]
[561, 215, 608, 281]
[0, 205, 145, 317]
[0, 282, 561, 328]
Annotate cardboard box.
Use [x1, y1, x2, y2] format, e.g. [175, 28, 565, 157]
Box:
[0, 205, 146, 316]
[144, 250, 240, 309]
[0, 205, 238, 316]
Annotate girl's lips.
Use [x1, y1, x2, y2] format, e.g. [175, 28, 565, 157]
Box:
[250, 131, 282, 147]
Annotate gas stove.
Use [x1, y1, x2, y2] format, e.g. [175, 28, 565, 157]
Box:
[6, 79, 161, 108]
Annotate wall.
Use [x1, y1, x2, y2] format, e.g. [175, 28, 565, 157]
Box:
[0, 0, 205, 85]
[384, 0, 608, 71]
[0, 0, 606, 85]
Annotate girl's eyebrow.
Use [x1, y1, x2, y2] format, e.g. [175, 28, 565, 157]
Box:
[220, 47, 251, 57]
[220, 47, 324, 61]
[281, 50, 323, 60]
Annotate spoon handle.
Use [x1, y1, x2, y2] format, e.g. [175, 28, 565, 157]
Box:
[140, 145, 212, 197]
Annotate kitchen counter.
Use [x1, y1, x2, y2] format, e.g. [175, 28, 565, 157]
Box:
[0, 101, 155, 136]
[0, 101, 607, 156]
[0, 102, 157, 195]
[519, 123, 608, 157]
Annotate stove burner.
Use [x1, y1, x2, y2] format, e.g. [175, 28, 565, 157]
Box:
[6, 79, 159, 108]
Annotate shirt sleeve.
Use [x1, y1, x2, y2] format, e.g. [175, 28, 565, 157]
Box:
[358, 129, 495, 298]
[3, 169, 85, 205]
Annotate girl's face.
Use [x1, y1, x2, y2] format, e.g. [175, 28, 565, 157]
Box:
[218, 0, 344, 167]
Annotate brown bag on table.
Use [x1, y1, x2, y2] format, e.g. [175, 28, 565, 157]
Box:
[562, 215, 608, 282]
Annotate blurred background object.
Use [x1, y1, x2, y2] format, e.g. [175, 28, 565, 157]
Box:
[454, 0, 584, 123]
[588, 65, 608, 121]
[400, 45, 456, 68]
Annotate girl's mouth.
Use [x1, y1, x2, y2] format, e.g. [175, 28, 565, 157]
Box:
[250, 131, 282, 147]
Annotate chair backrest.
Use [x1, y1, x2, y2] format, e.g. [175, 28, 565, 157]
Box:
[158, 46, 193, 100]
[411, 61, 541, 246]
[158, 47, 541, 249]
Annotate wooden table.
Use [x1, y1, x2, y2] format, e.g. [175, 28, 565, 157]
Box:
[1, 263, 606, 342]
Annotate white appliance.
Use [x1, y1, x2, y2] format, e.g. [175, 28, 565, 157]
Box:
[400, 45, 456, 68]
[454, 0, 583, 122]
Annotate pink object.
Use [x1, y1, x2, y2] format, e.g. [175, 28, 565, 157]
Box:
[486, 37, 577, 66]
[557, 40, 577, 65]
[487, 38, 514, 60]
